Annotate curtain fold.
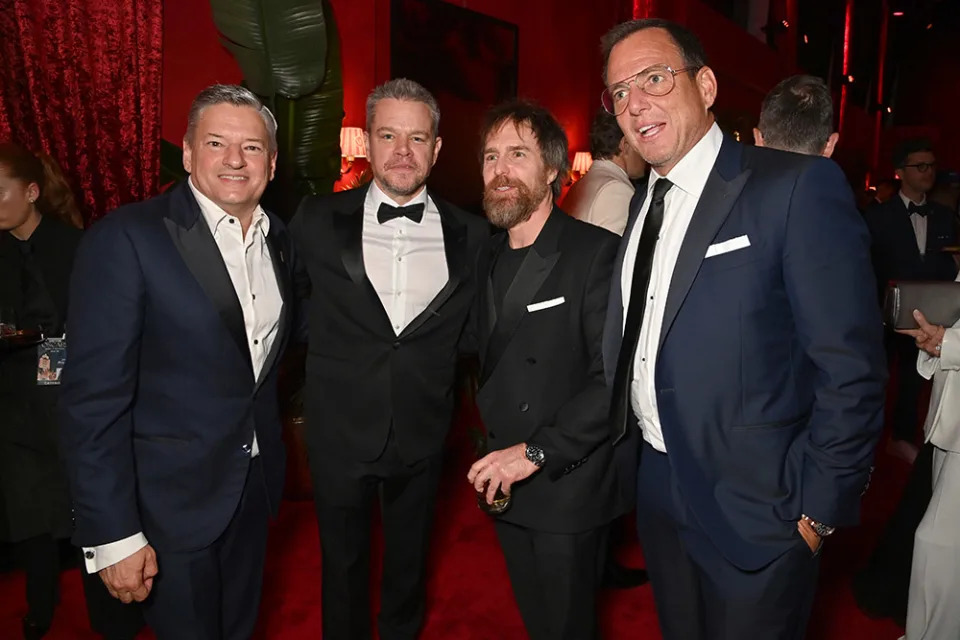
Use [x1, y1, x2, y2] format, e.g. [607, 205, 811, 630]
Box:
[0, 0, 163, 224]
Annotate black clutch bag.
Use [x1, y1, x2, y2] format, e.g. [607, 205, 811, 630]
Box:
[883, 281, 960, 329]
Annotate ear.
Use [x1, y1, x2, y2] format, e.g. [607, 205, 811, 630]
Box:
[268, 151, 278, 181]
[26, 182, 40, 203]
[696, 66, 718, 110]
[182, 137, 193, 173]
[431, 136, 443, 166]
[753, 128, 765, 147]
[617, 136, 630, 157]
[822, 132, 839, 159]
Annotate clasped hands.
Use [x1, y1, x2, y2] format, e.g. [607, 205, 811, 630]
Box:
[897, 309, 945, 358]
[99, 545, 158, 603]
[467, 443, 539, 505]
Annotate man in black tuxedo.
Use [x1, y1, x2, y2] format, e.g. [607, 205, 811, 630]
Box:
[289, 78, 489, 640]
[866, 138, 958, 462]
[467, 101, 619, 640]
[60, 85, 300, 639]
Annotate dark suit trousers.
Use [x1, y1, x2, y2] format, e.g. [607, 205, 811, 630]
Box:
[309, 430, 443, 640]
[494, 520, 601, 640]
[893, 333, 927, 442]
[142, 456, 270, 640]
[636, 441, 819, 640]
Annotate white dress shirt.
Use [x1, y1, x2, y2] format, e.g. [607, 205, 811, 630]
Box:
[83, 177, 282, 573]
[900, 191, 928, 255]
[622, 123, 724, 452]
[363, 181, 447, 333]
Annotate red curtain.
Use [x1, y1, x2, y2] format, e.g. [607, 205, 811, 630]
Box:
[0, 0, 163, 224]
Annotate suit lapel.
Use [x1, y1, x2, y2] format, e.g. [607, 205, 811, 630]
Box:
[398, 197, 468, 339]
[254, 224, 289, 391]
[163, 182, 252, 373]
[658, 138, 750, 352]
[480, 209, 564, 385]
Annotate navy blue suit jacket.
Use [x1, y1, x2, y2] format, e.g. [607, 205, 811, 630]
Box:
[603, 138, 888, 571]
[60, 182, 297, 553]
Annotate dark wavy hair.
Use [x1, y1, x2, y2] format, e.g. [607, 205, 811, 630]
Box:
[0, 142, 83, 228]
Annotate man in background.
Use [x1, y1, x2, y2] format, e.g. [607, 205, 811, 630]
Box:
[562, 109, 646, 235]
[754, 74, 838, 158]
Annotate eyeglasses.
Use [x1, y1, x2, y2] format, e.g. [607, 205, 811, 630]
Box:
[601, 65, 701, 116]
[902, 162, 937, 173]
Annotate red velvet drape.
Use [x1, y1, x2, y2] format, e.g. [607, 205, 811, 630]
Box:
[0, 0, 163, 224]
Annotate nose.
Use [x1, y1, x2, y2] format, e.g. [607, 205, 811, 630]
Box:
[626, 84, 652, 117]
[394, 136, 412, 156]
[223, 144, 246, 168]
[493, 155, 510, 177]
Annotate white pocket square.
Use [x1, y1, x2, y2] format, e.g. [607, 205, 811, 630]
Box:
[527, 296, 565, 312]
[705, 235, 751, 258]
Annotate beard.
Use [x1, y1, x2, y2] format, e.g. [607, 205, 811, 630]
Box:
[483, 175, 550, 230]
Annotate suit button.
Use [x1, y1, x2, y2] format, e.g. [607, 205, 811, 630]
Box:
[526, 357, 536, 365]
[84, 550, 95, 559]
[489, 431, 496, 439]
[519, 402, 529, 412]
[393, 341, 401, 349]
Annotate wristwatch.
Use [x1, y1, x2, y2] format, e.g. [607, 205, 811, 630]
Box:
[525, 443, 545, 468]
[802, 514, 835, 537]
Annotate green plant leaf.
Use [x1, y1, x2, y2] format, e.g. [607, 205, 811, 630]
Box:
[159, 139, 187, 187]
[208, 0, 328, 98]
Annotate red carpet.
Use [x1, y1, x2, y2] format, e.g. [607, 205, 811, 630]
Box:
[0, 421, 910, 639]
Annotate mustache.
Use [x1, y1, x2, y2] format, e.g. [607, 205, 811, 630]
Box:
[385, 161, 419, 170]
[485, 176, 525, 192]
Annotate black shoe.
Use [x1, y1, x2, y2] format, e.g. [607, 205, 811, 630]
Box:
[602, 562, 649, 589]
[22, 615, 50, 640]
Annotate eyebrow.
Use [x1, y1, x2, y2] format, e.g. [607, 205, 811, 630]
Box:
[484, 144, 531, 155]
[204, 133, 266, 144]
[376, 127, 431, 137]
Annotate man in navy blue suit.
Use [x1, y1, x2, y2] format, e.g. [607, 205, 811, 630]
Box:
[600, 20, 887, 639]
[60, 85, 301, 639]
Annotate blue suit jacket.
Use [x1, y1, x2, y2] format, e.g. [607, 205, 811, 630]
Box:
[60, 182, 298, 553]
[603, 138, 888, 570]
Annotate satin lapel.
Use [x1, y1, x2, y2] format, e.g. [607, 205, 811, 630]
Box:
[398, 201, 467, 339]
[477, 233, 506, 369]
[331, 202, 394, 332]
[163, 186, 252, 372]
[254, 226, 289, 391]
[480, 211, 563, 385]
[658, 140, 750, 352]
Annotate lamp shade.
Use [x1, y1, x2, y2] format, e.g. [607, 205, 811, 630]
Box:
[572, 151, 593, 174]
[340, 126, 367, 159]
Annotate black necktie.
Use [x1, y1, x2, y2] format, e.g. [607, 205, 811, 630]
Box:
[610, 178, 674, 438]
[907, 202, 928, 217]
[377, 201, 425, 224]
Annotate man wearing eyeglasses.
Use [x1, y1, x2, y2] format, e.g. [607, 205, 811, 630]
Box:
[866, 139, 958, 464]
[600, 19, 887, 640]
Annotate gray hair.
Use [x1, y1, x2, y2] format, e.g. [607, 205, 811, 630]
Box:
[185, 84, 278, 154]
[365, 78, 440, 138]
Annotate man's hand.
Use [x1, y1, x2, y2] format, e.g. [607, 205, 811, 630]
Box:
[99, 544, 158, 603]
[467, 443, 539, 505]
[897, 309, 946, 358]
[797, 518, 822, 555]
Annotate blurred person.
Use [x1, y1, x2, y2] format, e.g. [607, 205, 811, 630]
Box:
[754, 74, 838, 158]
[60, 85, 300, 639]
[875, 177, 900, 205]
[289, 79, 489, 640]
[562, 109, 646, 235]
[601, 18, 886, 639]
[468, 100, 619, 640]
[896, 303, 960, 640]
[866, 138, 958, 463]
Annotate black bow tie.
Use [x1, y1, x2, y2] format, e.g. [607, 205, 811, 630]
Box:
[908, 202, 928, 217]
[377, 202, 425, 224]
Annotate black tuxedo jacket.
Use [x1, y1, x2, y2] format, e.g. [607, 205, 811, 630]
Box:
[61, 181, 297, 552]
[865, 196, 958, 294]
[289, 185, 490, 464]
[476, 209, 619, 534]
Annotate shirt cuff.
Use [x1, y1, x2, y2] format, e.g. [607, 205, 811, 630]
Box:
[83, 532, 149, 573]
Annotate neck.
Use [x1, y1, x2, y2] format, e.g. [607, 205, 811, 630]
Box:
[375, 179, 425, 207]
[655, 116, 714, 177]
[507, 199, 553, 249]
[901, 186, 926, 205]
[609, 154, 628, 174]
[10, 209, 42, 241]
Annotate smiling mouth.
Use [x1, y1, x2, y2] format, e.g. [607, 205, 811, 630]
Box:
[638, 123, 665, 138]
[219, 175, 248, 182]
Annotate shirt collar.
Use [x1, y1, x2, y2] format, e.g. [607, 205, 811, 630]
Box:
[188, 176, 270, 237]
[647, 122, 723, 200]
[899, 190, 927, 209]
[366, 180, 429, 212]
